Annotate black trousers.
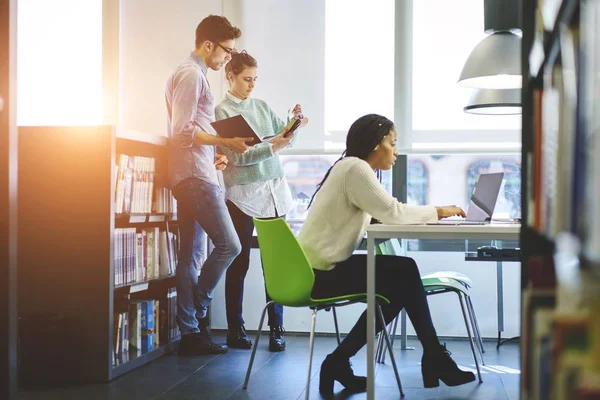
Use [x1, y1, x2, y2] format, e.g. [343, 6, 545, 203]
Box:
[311, 255, 439, 358]
[225, 200, 284, 330]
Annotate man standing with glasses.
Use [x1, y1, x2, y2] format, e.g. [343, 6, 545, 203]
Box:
[165, 15, 253, 356]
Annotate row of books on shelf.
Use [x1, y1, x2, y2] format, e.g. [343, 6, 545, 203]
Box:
[530, 1, 600, 271]
[523, 289, 600, 400]
[115, 227, 179, 287]
[521, 239, 600, 400]
[113, 289, 180, 365]
[530, 37, 580, 239]
[115, 154, 177, 215]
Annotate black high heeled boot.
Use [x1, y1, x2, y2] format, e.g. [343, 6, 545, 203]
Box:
[319, 354, 367, 396]
[421, 343, 476, 388]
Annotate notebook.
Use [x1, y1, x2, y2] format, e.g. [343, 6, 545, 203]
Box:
[210, 115, 262, 146]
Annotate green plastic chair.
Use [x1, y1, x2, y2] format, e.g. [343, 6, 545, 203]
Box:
[375, 271, 484, 383]
[243, 218, 405, 399]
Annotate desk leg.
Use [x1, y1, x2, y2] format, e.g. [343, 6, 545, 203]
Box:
[366, 237, 376, 400]
[496, 260, 504, 349]
[397, 239, 414, 351]
[399, 309, 415, 350]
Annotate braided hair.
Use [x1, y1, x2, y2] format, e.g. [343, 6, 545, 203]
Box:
[307, 114, 395, 208]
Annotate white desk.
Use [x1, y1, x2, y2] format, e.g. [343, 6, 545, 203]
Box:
[365, 223, 520, 399]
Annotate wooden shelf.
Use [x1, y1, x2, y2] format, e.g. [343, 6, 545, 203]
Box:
[112, 337, 180, 379]
[115, 213, 177, 224]
[116, 127, 168, 146]
[17, 126, 178, 385]
[114, 275, 176, 295]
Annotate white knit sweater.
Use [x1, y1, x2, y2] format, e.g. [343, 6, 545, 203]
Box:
[298, 157, 438, 271]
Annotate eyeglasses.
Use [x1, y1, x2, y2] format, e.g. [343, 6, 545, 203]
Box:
[214, 42, 234, 55]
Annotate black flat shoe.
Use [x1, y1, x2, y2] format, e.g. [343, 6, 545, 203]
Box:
[226, 325, 252, 349]
[421, 343, 475, 388]
[319, 354, 367, 396]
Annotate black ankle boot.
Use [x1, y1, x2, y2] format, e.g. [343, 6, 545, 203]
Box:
[269, 326, 286, 352]
[421, 343, 476, 388]
[227, 325, 252, 349]
[319, 354, 367, 396]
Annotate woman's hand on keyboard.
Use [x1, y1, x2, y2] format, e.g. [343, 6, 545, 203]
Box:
[435, 205, 466, 220]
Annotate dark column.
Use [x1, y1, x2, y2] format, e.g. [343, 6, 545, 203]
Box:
[0, 0, 18, 398]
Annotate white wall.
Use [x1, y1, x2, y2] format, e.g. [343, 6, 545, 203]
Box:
[210, 250, 521, 339]
[119, 0, 226, 135]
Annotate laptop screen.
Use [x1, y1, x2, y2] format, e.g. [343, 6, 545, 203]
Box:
[466, 172, 504, 221]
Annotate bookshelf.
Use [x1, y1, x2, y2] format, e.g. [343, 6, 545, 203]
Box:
[17, 126, 181, 385]
[521, 0, 600, 398]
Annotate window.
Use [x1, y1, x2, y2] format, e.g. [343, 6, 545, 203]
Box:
[467, 158, 522, 219]
[407, 159, 429, 205]
[324, 0, 395, 148]
[407, 154, 521, 214]
[410, 0, 521, 150]
[281, 154, 341, 222]
[17, 0, 103, 126]
[280, 153, 393, 232]
[406, 154, 521, 250]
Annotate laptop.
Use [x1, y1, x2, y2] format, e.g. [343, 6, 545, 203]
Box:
[429, 172, 504, 225]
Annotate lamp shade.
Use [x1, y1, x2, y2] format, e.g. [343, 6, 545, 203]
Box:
[458, 32, 522, 89]
[464, 88, 521, 115]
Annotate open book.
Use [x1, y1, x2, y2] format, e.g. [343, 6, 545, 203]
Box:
[262, 118, 302, 141]
[210, 115, 262, 146]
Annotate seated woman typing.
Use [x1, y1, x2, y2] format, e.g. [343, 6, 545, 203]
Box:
[297, 114, 475, 396]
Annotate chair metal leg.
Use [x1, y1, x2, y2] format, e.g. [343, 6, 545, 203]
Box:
[376, 319, 392, 363]
[375, 328, 385, 363]
[466, 302, 484, 366]
[375, 325, 383, 363]
[243, 301, 273, 389]
[465, 295, 485, 365]
[305, 308, 318, 400]
[332, 306, 341, 346]
[376, 305, 404, 397]
[457, 293, 482, 383]
[467, 295, 485, 354]
[380, 314, 400, 364]
[390, 313, 400, 348]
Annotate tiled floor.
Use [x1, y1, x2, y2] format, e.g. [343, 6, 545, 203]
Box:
[17, 333, 520, 400]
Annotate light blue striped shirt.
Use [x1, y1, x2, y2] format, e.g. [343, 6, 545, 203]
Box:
[165, 52, 219, 189]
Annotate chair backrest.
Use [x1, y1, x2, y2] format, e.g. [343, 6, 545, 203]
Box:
[253, 218, 315, 307]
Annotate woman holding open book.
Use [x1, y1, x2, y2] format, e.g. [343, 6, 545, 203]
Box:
[214, 50, 308, 352]
[298, 114, 475, 396]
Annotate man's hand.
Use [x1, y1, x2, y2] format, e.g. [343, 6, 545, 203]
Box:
[435, 205, 467, 220]
[269, 132, 295, 152]
[214, 154, 228, 171]
[225, 137, 254, 154]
